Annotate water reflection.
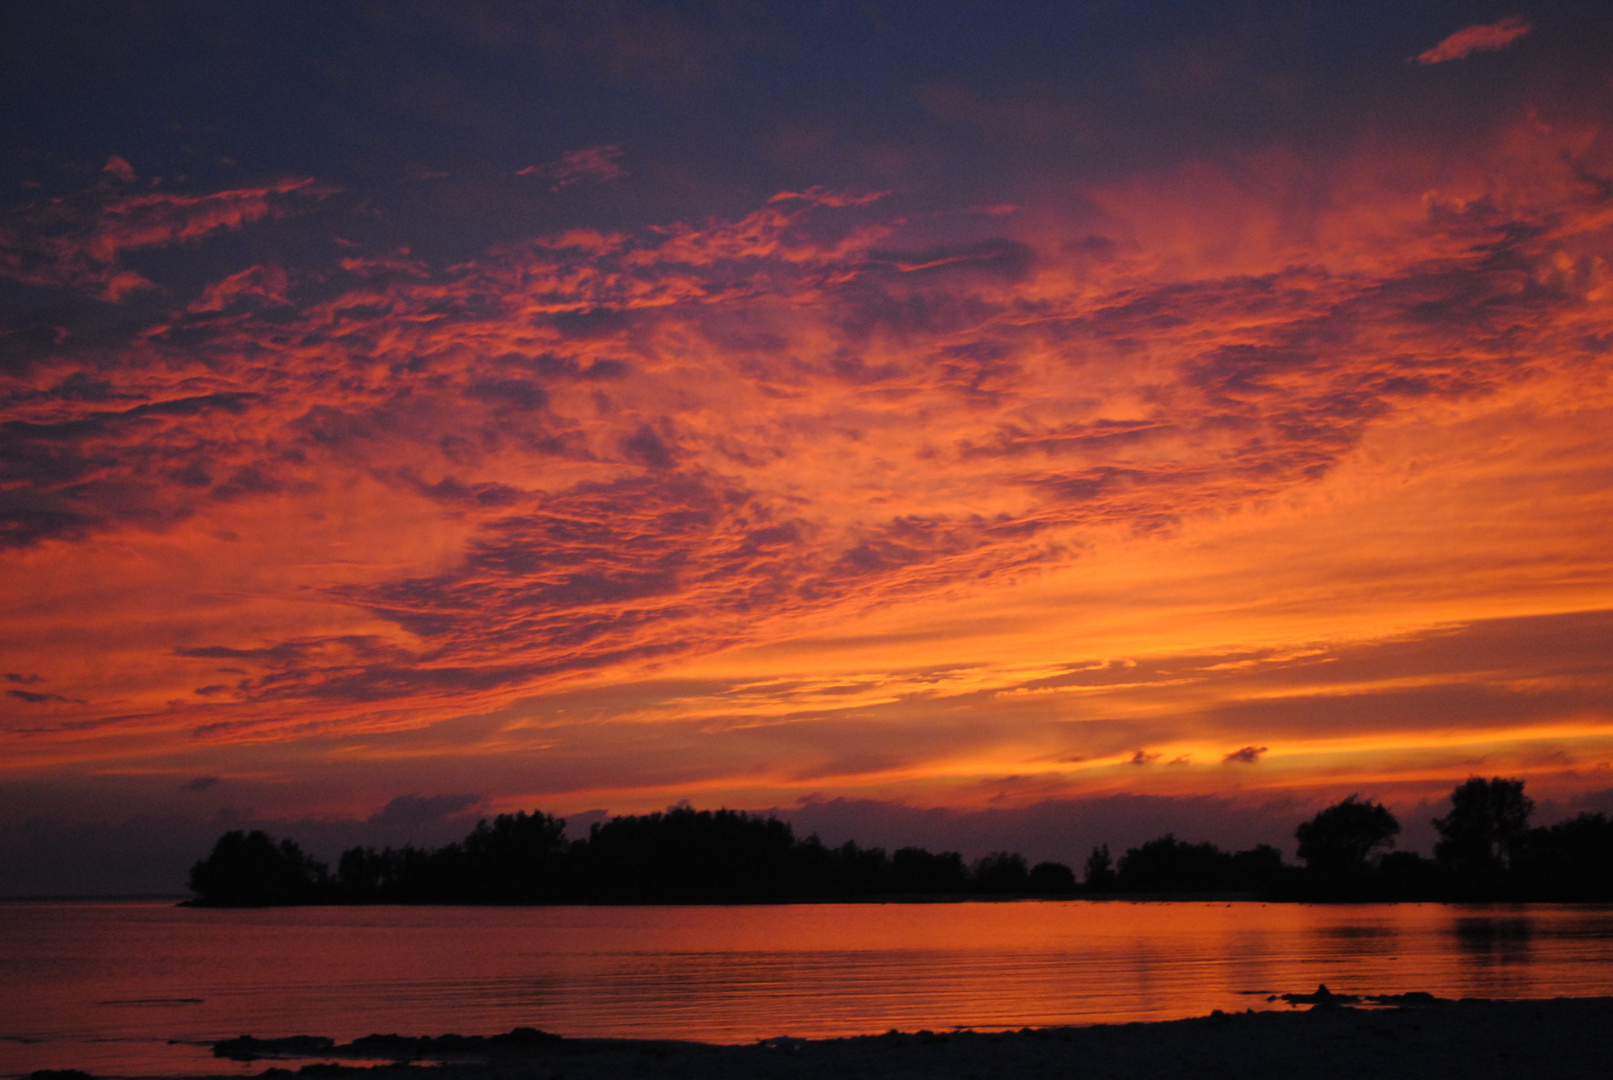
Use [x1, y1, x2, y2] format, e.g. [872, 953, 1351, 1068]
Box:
[1454, 915, 1534, 965]
[1321, 924, 1399, 940]
[4, 901, 1613, 1078]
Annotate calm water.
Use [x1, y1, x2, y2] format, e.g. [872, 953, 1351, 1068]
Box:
[5, 900, 1613, 1077]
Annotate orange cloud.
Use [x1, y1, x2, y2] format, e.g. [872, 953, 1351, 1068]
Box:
[1, 111, 1611, 823]
[1413, 16, 1532, 65]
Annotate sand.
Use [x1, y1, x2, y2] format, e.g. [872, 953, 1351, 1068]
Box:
[69, 996, 1611, 1080]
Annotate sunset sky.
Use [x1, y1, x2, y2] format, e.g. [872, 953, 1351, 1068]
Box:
[3, 2, 1612, 892]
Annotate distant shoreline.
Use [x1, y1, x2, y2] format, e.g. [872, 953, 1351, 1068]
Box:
[7, 892, 1597, 907]
[53, 996, 1613, 1080]
[185, 787, 1613, 907]
[175, 892, 1602, 908]
[178, 891, 1275, 908]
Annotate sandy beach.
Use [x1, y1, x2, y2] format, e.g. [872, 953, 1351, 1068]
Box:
[51, 996, 1608, 1080]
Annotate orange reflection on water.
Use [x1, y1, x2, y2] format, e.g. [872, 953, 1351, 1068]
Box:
[5, 900, 1613, 1077]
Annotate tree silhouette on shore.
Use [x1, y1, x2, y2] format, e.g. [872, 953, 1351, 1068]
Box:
[1293, 795, 1400, 898]
[1296, 796, 1400, 875]
[188, 830, 329, 906]
[186, 777, 1613, 906]
[1434, 777, 1534, 897]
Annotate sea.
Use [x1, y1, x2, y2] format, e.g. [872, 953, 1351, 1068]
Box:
[4, 899, 1613, 1077]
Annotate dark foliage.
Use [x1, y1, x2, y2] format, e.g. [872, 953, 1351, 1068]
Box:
[1286, 779, 1613, 902]
[1291, 795, 1402, 899]
[891, 845, 968, 894]
[187, 776, 1613, 906]
[971, 851, 1030, 894]
[1083, 844, 1117, 892]
[1371, 850, 1448, 901]
[193, 808, 1012, 906]
[1028, 860, 1078, 894]
[1296, 796, 1400, 876]
[187, 830, 329, 906]
[1115, 835, 1285, 894]
[1434, 777, 1535, 897]
[1513, 812, 1613, 901]
[576, 808, 799, 902]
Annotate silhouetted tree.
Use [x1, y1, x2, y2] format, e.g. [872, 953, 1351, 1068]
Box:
[972, 851, 1030, 893]
[1434, 777, 1534, 895]
[188, 830, 329, 906]
[460, 811, 569, 902]
[1373, 850, 1446, 901]
[335, 846, 390, 901]
[1113, 836, 1284, 894]
[823, 839, 893, 897]
[1228, 844, 1287, 894]
[891, 846, 968, 894]
[578, 807, 799, 902]
[1083, 844, 1117, 892]
[1296, 796, 1400, 878]
[1118, 835, 1228, 892]
[1514, 812, 1613, 901]
[1028, 861, 1077, 894]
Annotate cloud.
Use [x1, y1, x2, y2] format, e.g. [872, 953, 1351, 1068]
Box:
[8, 689, 73, 704]
[187, 265, 293, 314]
[1, 115, 1610, 793]
[101, 156, 136, 183]
[1222, 746, 1268, 765]
[367, 792, 481, 828]
[519, 145, 626, 191]
[619, 423, 676, 468]
[180, 775, 220, 792]
[0, 176, 330, 301]
[1413, 17, 1531, 65]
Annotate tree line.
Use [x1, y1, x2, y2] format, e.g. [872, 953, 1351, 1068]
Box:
[185, 777, 1613, 906]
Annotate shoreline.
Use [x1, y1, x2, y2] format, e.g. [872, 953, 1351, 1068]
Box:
[41, 995, 1613, 1080]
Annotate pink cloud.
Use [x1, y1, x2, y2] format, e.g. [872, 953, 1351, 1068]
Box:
[519, 145, 626, 191]
[768, 187, 889, 208]
[187, 264, 293, 313]
[0, 176, 328, 302]
[84, 178, 323, 263]
[101, 156, 136, 183]
[1413, 16, 1531, 65]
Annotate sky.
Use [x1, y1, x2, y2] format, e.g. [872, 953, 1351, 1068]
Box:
[3, 1, 1612, 893]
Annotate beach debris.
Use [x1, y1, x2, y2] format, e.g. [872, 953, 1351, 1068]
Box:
[1271, 984, 1360, 1008]
[1266, 987, 1451, 1010]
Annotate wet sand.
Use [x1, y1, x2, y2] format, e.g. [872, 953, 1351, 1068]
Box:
[62, 995, 1611, 1080]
